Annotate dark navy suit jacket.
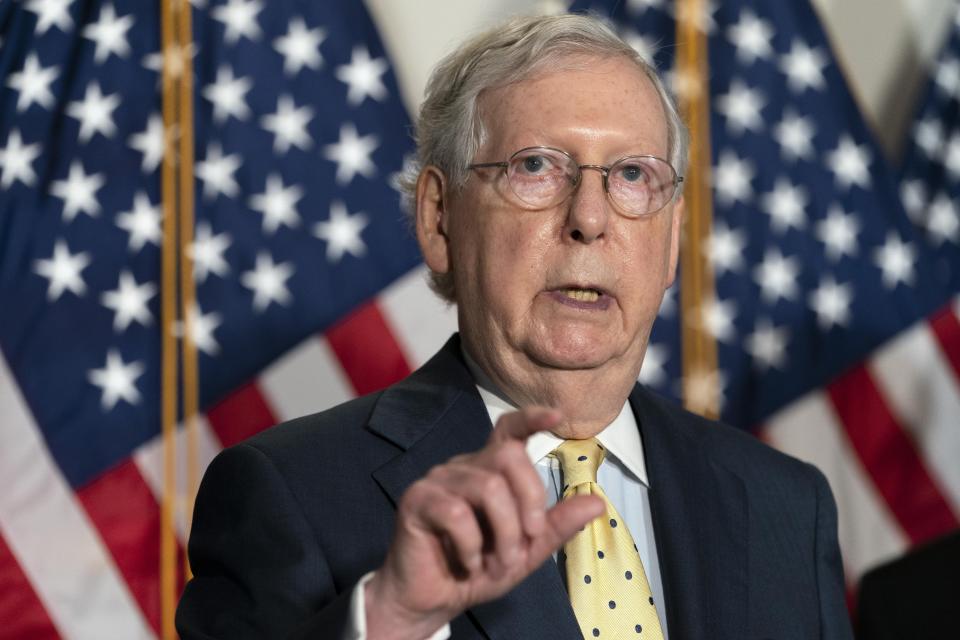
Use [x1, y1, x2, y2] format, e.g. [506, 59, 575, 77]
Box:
[177, 335, 854, 639]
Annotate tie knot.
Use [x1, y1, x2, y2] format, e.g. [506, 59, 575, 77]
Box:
[553, 438, 605, 487]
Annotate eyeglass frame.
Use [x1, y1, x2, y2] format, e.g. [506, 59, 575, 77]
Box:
[466, 146, 684, 218]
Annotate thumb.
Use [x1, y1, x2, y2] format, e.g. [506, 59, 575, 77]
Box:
[527, 495, 604, 566]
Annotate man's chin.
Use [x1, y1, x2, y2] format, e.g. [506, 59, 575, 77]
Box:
[524, 337, 622, 371]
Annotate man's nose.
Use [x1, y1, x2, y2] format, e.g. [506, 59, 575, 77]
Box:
[564, 167, 610, 243]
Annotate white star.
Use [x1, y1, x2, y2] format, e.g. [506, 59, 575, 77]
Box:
[926, 193, 959, 245]
[241, 252, 294, 312]
[101, 270, 156, 331]
[773, 110, 815, 162]
[726, 9, 773, 64]
[261, 95, 313, 154]
[313, 201, 369, 262]
[873, 233, 915, 289]
[273, 16, 325, 75]
[336, 45, 389, 106]
[901, 179, 926, 223]
[212, 0, 262, 44]
[682, 368, 724, 416]
[202, 65, 252, 124]
[25, 0, 73, 35]
[699, 297, 737, 343]
[935, 57, 960, 98]
[249, 174, 303, 234]
[34, 239, 91, 301]
[323, 123, 378, 186]
[816, 205, 860, 261]
[658, 284, 676, 318]
[713, 149, 755, 206]
[707, 222, 747, 275]
[753, 248, 800, 303]
[943, 133, 960, 180]
[627, 0, 663, 12]
[761, 178, 807, 233]
[669, 67, 704, 102]
[82, 3, 134, 64]
[51, 160, 104, 222]
[0, 129, 41, 188]
[116, 191, 162, 252]
[177, 304, 222, 356]
[128, 113, 166, 173]
[621, 29, 656, 63]
[196, 143, 241, 200]
[638, 342, 667, 387]
[188, 221, 231, 283]
[716, 79, 765, 135]
[66, 82, 120, 143]
[779, 39, 827, 92]
[745, 319, 789, 371]
[142, 42, 197, 79]
[913, 118, 943, 159]
[809, 277, 853, 330]
[7, 53, 58, 112]
[87, 349, 144, 411]
[672, 0, 717, 34]
[826, 135, 871, 190]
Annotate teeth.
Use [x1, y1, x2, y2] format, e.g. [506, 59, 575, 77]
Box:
[562, 288, 600, 302]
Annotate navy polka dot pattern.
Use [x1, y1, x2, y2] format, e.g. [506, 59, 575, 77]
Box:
[551, 438, 665, 640]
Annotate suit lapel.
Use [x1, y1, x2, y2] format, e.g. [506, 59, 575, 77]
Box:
[631, 387, 748, 639]
[369, 336, 582, 639]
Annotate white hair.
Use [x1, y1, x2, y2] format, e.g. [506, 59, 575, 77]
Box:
[401, 13, 689, 301]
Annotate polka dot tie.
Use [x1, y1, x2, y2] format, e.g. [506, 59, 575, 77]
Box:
[552, 438, 664, 640]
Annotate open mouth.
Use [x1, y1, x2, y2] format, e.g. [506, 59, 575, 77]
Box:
[547, 285, 612, 310]
[558, 287, 602, 303]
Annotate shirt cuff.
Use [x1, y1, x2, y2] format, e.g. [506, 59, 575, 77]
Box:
[345, 571, 452, 640]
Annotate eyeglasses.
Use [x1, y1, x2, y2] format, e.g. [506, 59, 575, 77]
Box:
[467, 146, 683, 217]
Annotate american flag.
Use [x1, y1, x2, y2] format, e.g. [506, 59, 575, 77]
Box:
[0, 1, 453, 637]
[570, 0, 960, 607]
[900, 3, 960, 292]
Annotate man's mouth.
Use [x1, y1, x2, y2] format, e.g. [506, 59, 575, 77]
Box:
[547, 285, 612, 310]
[558, 287, 601, 303]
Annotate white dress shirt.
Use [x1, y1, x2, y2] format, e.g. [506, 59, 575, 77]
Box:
[346, 373, 669, 639]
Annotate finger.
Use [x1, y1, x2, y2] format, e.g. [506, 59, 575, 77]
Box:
[490, 406, 562, 444]
[434, 465, 523, 575]
[409, 484, 484, 575]
[526, 494, 605, 568]
[485, 439, 547, 537]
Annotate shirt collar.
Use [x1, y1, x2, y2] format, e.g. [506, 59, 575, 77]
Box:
[463, 349, 650, 487]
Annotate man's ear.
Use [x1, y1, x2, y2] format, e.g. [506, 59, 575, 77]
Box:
[415, 166, 451, 276]
[665, 194, 684, 287]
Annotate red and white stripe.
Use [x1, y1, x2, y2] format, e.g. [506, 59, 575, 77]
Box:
[2, 269, 958, 638]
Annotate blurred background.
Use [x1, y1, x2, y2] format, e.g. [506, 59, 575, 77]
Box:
[0, 0, 958, 637]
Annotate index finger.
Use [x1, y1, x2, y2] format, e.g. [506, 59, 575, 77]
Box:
[490, 406, 562, 444]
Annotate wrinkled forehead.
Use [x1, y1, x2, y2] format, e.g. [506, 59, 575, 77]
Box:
[474, 54, 670, 159]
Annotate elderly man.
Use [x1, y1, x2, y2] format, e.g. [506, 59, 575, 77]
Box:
[177, 13, 853, 640]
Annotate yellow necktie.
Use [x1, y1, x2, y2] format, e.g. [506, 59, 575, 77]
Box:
[553, 438, 664, 640]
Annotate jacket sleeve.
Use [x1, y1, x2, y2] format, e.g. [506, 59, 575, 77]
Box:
[809, 465, 855, 640]
[175, 442, 355, 639]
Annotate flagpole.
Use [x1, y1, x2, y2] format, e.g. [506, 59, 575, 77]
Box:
[176, 0, 200, 585]
[675, 0, 720, 419]
[159, 0, 179, 636]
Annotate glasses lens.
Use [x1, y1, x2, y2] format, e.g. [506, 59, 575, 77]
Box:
[607, 156, 678, 216]
[506, 148, 576, 209]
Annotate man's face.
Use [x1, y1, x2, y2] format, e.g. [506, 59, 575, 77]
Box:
[420, 55, 683, 391]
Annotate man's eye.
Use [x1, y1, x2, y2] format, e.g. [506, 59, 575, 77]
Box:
[520, 155, 550, 173]
[619, 164, 648, 183]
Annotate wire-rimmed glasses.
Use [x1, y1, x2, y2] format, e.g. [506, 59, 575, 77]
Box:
[467, 146, 683, 217]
